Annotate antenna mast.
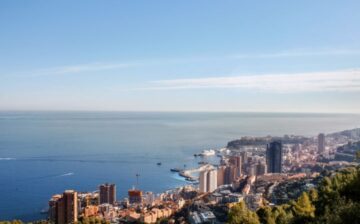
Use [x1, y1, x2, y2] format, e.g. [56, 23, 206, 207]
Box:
[136, 173, 140, 189]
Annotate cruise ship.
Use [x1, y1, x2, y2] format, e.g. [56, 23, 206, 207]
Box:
[199, 149, 216, 156]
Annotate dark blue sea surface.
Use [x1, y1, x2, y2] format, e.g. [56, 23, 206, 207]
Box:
[1, 111, 360, 221]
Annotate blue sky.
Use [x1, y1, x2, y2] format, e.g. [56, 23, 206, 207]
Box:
[1, 1, 360, 112]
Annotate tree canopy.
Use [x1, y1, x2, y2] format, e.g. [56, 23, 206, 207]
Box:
[228, 201, 260, 224]
[228, 166, 360, 224]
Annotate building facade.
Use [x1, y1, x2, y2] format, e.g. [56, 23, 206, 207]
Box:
[99, 183, 116, 205]
[199, 170, 208, 193]
[199, 169, 218, 193]
[128, 189, 143, 204]
[49, 190, 78, 224]
[318, 133, 326, 154]
[229, 155, 242, 177]
[207, 169, 218, 192]
[266, 141, 282, 173]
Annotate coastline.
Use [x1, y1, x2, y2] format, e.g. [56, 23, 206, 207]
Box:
[1, 112, 360, 221]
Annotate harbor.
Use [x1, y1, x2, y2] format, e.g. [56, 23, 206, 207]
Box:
[171, 148, 225, 182]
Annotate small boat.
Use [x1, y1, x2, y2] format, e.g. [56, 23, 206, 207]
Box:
[185, 177, 197, 182]
[40, 208, 48, 214]
[170, 168, 181, 172]
[157, 162, 162, 166]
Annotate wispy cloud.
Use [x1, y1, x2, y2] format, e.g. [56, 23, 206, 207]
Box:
[228, 49, 360, 59]
[144, 69, 360, 92]
[33, 62, 138, 76]
[15, 48, 360, 77]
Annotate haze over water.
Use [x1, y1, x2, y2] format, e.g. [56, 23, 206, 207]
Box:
[1, 111, 360, 221]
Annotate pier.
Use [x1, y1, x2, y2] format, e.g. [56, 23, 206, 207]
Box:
[178, 164, 215, 181]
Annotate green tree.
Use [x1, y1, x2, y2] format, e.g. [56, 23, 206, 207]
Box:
[292, 192, 315, 218]
[228, 201, 260, 224]
[257, 206, 275, 224]
[308, 188, 318, 202]
[273, 205, 293, 224]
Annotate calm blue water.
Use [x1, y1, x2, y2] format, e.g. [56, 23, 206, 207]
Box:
[1, 111, 360, 221]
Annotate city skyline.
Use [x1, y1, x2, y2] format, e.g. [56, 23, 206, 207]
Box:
[1, 1, 360, 113]
[1, 1, 360, 223]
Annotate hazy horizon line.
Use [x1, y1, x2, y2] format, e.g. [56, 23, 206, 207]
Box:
[0, 109, 359, 115]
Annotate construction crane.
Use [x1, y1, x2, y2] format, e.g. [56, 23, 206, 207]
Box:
[135, 173, 140, 189]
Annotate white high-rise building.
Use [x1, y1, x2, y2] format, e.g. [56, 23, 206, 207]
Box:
[145, 191, 155, 206]
[199, 170, 208, 193]
[207, 169, 218, 192]
[199, 169, 218, 193]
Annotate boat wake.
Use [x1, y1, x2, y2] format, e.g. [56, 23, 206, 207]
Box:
[20, 172, 75, 182]
[170, 173, 188, 182]
[0, 157, 16, 161]
[59, 172, 74, 177]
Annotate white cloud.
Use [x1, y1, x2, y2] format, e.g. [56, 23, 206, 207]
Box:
[146, 69, 360, 92]
[229, 49, 360, 59]
[34, 62, 137, 76]
[17, 48, 360, 77]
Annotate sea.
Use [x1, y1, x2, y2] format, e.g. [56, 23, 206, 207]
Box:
[1, 111, 360, 221]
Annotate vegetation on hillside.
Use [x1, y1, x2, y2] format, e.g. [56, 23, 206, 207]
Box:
[0, 221, 48, 224]
[228, 166, 360, 224]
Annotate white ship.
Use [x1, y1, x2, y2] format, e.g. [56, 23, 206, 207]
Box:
[216, 147, 231, 155]
[217, 148, 227, 152]
[199, 149, 216, 156]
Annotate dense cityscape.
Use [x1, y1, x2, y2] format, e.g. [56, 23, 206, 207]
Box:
[36, 128, 360, 224]
[1, 1, 360, 224]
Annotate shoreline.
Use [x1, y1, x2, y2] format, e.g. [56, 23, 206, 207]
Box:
[2, 127, 360, 221]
